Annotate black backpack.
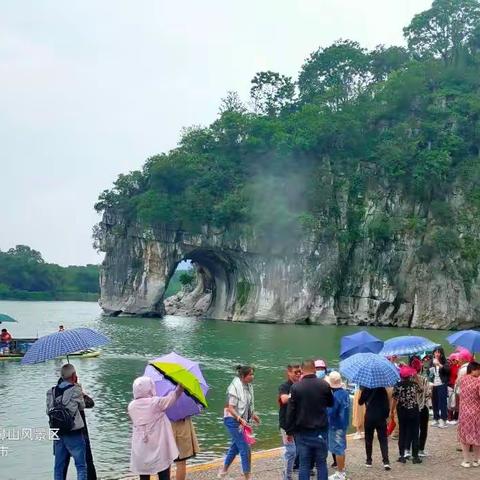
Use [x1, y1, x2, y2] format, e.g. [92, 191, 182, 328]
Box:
[48, 384, 76, 434]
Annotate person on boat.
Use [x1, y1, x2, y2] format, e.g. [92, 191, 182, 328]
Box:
[1, 328, 13, 354]
[47, 363, 87, 480]
[59, 325, 65, 332]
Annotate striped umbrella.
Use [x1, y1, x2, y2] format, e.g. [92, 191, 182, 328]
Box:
[340, 352, 400, 388]
[21, 328, 110, 364]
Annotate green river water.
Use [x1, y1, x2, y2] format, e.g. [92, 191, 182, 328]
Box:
[0, 300, 452, 479]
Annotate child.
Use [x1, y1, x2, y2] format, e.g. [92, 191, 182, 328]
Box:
[128, 376, 183, 480]
[327, 371, 350, 480]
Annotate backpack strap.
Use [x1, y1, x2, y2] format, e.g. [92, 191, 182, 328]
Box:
[53, 384, 75, 406]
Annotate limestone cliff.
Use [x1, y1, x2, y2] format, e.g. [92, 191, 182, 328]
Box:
[97, 192, 480, 329]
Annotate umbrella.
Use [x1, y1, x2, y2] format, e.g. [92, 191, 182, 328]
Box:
[340, 331, 384, 359]
[340, 352, 400, 388]
[21, 328, 110, 364]
[0, 313, 18, 323]
[145, 352, 209, 421]
[447, 330, 480, 353]
[379, 336, 440, 357]
[147, 354, 208, 415]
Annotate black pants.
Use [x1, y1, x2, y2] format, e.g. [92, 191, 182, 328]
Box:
[140, 468, 170, 480]
[418, 406, 429, 451]
[398, 408, 420, 458]
[432, 384, 448, 421]
[364, 419, 389, 464]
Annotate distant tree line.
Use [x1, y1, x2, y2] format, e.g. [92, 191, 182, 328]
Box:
[0, 245, 100, 301]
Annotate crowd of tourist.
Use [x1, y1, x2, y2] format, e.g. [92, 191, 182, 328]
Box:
[45, 344, 479, 480]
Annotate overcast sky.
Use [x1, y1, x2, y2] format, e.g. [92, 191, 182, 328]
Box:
[0, 0, 432, 266]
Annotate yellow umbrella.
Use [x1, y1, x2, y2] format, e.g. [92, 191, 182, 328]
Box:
[149, 361, 208, 408]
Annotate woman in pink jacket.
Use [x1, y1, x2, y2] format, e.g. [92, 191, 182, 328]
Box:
[128, 376, 183, 480]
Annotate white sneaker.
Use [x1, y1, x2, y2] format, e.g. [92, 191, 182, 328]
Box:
[353, 432, 363, 440]
[472, 461, 479, 467]
[329, 472, 346, 480]
[404, 450, 411, 458]
[217, 471, 228, 478]
[461, 461, 471, 468]
[447, 420, 458, 425]
[418, 450, 428, 457]
[430, 420, 439, 427]
[439, 419, 448, 428]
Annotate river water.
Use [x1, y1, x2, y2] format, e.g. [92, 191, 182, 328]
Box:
[0, 300, 451, 479]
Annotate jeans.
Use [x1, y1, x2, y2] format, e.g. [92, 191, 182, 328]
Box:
[397, 408, 420, 457]
[54, 430, 87, 480]
[223, 417, 251, 473]
[295, 429, 328, 480]
[418, 406, 429, 451]
[364, 420, 389, 465]
[281, 429, 296, 480]
[432, 384, 448, 421]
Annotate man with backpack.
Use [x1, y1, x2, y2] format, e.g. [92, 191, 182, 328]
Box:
[46, 363, 87, 480]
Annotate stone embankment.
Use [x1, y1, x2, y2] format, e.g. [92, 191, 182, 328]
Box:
[123, 424, 469, 479]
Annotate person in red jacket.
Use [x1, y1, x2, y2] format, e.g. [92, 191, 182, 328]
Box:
[0, 328, 12, 353]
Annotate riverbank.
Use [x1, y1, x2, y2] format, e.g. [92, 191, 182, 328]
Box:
[122, 425, 467, 479]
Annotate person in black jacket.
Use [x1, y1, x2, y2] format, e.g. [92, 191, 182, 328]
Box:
[358, 387, 391, 471]
[286, 359, 334, 480]
[429, 347, 450, 428]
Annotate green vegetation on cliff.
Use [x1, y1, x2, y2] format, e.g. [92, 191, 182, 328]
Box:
[95, 1, 480, 278]
[0, 245, 100, 301]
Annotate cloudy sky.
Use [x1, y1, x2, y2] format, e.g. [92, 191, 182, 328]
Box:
[0, 0, 432, 266]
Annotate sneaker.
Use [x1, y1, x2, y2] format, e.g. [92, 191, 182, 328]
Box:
[418, 450, 428, 457]
[439, 419, 448, 428]
[430, 420, 439, 427]
[353, 432, 363, 440]
[412, 457, 422, 464]
[461, 461, 471, 468]
[217, 471, 228, 479]
[404, 450, 411, 458]
[397, 457, 406, 464]
[365, 461, 372, 468]
[384, 464, 391, 471]
[472, 461, 479, 467]
[447, 420, 458, 425]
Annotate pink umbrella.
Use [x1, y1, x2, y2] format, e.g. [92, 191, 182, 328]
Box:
[144, 351, 209, 421]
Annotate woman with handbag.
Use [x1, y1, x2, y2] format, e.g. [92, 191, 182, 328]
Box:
[218, 365, 260, 480]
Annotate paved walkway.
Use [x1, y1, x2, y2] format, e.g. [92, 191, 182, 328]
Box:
[123, 424, 472, 479]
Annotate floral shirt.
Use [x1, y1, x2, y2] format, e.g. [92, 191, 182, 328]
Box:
[393, 380, 419, 410]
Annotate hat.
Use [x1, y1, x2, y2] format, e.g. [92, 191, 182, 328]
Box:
[399, 365, 417, 379]
[456, 347, 474, 363]
[314, 359, 327, 369]
[326, 371, 343, 388]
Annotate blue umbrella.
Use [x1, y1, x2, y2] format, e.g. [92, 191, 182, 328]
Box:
[340, 330, 384, 359]
[379, 336, 440, 357]
[340, 352, 400, 388]
[447, 330, 480, 353]
[21, 328, 110, 364]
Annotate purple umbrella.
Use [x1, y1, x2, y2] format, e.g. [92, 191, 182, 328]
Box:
[144, 351, 209, 421]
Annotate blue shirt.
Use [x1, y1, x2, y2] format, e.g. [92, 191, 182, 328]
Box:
[327, 388, 350, 430]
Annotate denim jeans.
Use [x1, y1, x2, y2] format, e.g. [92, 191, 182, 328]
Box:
[223, 417, 251, 473]
[295, 429, 328, 480]
[54, 430, 87, 480]
[432, 384, 448, 421]
[281, 429, 296, 480]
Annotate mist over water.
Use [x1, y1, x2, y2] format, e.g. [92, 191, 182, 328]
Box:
[0, 301, 450, 479]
